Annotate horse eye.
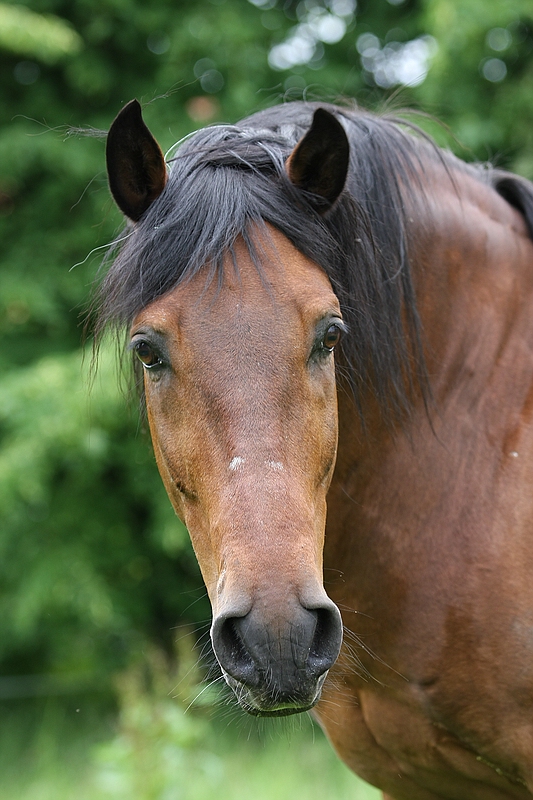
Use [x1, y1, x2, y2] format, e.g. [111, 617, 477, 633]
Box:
[322, 324, 342, 351]
[134, 341, 162, 368]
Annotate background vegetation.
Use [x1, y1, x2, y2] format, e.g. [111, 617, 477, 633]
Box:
[1, 0, 532, 797]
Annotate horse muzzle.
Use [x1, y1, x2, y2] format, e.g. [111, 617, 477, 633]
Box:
[211, 598, 343, 716]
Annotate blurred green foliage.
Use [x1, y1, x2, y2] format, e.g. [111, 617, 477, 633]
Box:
[0, 0, 532, 703]
[0, 635, 380, 799]
[0, 3, 82, 62]
[0, 348, 206, 682]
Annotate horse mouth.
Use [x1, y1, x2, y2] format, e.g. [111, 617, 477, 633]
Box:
[223, 670, 327, 717]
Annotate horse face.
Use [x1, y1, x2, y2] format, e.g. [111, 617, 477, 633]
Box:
[106, 101, 349, 716]
[131, 227, 343, 715]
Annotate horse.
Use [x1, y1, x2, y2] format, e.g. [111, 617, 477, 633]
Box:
[98, 98, 533, 799]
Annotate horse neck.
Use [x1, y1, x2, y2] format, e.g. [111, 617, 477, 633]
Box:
[410, 161, 533, 407]
[334, 159, 533, 478]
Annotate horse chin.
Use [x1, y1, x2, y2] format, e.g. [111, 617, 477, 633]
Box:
[223, 671, 327, 718]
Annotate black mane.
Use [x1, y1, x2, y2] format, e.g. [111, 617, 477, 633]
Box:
[94, 101, 501, 420]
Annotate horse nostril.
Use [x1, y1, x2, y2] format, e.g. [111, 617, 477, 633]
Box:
[307, 605, 343, 677]
[211, 615, 255, 684]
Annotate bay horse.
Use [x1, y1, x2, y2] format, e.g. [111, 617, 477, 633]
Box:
[100, 99, 533, 799]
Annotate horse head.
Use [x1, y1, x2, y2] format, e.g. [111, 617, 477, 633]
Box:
[104, 100, 347, 716]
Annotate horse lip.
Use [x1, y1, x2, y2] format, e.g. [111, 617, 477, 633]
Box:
[222, 669, 328, 717]
[239, 702, 315, 718]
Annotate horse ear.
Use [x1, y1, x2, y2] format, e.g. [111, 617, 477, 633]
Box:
[286, 108, 349, 210]
[106, 99, 167, 222]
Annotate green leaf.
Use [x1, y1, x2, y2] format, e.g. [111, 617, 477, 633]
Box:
[0, 3, 83, 63]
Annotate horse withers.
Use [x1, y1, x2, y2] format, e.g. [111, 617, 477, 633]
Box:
[99, 99, 533, 799]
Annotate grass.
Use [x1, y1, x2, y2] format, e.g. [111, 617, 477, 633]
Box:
[0, 643, 381, 800]
[0, 704, 380, 800]
[182, 723, 379, 800]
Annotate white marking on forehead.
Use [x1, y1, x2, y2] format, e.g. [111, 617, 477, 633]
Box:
[229, 456, 246, 471]
[266, 460, 284, 471]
